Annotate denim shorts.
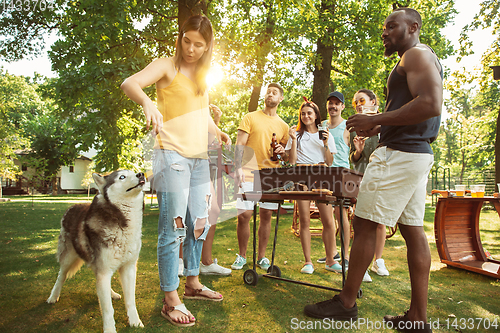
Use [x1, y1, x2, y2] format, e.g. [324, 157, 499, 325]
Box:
[152, 149, 211, 292]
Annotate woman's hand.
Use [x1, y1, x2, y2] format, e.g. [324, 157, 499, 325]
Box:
[321, 129, 330, 143]
[143, 100, 163, 134]
[289, 125, 297, 141]
[353, 135, 366, 153]
[220, 131, 232, 146]
[210, 104, 222, 126]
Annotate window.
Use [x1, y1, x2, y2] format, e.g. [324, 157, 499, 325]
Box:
[69, 165, 74, 173]
[21, 164, 27, 171]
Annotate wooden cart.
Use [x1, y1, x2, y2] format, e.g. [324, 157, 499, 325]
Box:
[434, 196, 500, 279]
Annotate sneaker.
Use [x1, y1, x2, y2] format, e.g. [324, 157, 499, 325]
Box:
[257, 257, 270, 270]
[383, 311, 432, 332]
[363, 270, 372, 282]
[200, 258, 232, 276]
[304, 295, 358, 320]
[372, 258, 390, 276]
[325, 261, 342, 273]
[231, 254, 247, 270]
[317, 253, 341, 264]
[301, 264, 314, 274]
[178, 258, 184, 277]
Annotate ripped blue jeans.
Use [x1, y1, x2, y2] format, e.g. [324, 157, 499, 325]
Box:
[153, 149, 211, 292]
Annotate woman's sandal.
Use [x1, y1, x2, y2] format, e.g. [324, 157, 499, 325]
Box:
[183, 285, 223, 302]
[160, 298, 195, 327]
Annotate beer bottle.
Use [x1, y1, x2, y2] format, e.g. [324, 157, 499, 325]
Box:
[270, 133, 280, 161]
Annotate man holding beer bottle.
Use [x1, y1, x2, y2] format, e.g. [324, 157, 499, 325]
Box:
[231, 83, 289, 271]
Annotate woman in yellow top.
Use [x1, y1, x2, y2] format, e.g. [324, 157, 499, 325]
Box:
[121, 15, 228, 327]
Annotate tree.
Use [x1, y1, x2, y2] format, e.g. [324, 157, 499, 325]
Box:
[1, 0, 457, 171]
[1, 0, 211, 172]
[22, 110, 79, 195]
[308, 0, 455, 119]
[0, 70, 42, 196]
[458, 0, 500, 184]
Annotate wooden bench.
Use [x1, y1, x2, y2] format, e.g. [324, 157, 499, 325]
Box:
[434, 197, 500, 279]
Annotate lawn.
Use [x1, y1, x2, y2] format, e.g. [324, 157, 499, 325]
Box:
[1, 195, 499, 332]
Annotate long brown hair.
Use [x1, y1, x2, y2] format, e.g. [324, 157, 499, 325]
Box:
[174, 15, 213, 95]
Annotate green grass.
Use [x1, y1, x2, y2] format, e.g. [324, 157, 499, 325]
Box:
[1, 195, 499, 332]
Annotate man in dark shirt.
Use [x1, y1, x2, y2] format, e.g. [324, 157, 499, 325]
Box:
[304, 8, 442, 332]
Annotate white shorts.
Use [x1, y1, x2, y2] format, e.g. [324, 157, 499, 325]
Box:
[236, 182, 279, 211]
[354, 146, 434, 227]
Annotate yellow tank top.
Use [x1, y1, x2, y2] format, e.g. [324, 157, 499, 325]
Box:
[154, 67, 209, 159]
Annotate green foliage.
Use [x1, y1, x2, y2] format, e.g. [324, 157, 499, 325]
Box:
[0, 0, 465, 172]
[21, 110, 79, 188]
[0, 70, 43, 181]
[458, 0, 500, 61]
[434, 57, 500, 182]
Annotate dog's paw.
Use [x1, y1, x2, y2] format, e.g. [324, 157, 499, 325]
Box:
[111, 290, 122, 300]
[130, 319, 144, 328]
[46, 296, 59, 304]
[103, 329, 117, 333]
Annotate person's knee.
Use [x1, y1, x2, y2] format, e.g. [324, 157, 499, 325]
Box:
[352, 216, 378, 235]
[237, 210, 253, 224]
[259, 208, 273, 224]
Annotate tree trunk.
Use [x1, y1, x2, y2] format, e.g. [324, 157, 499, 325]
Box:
[52, 176, 58, 196]
[247, 2, 275, 113]
[312, 37, 334, 121]
[311, 0, 336, 121]
[248, 84, 262, 112]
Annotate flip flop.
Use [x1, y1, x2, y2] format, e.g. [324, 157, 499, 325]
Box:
[184, 285, 223, 301]
[160, 300, 195, 327]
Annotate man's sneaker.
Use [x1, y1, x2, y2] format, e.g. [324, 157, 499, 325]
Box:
[301, 264, 314, 274]
[363, 270, 372, 282]
[383, 311, 432, 332]
[317, 253, 341, 264]
[372, 258, 390, 276]
[304, 295, 358, 320]
[200, 258, 232, 276]
[178, 258, 184, 277]
[325, 261, 342, 273]
[231, 254, 247, 270]
[257, 257, 270, 270]
[343, 259, 349, 271]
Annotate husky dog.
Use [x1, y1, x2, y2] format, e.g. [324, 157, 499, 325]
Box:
[47, 170, 146, 333]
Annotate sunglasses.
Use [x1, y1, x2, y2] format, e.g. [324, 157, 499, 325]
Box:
[352, 97, 366, 109]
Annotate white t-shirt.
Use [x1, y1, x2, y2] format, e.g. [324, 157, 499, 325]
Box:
[285, 131, 337, 164]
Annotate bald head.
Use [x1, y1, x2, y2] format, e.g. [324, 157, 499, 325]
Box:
[392, 7, 422, 32]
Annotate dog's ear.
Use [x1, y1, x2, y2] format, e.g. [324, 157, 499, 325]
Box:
[92, 173, 106, 191]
